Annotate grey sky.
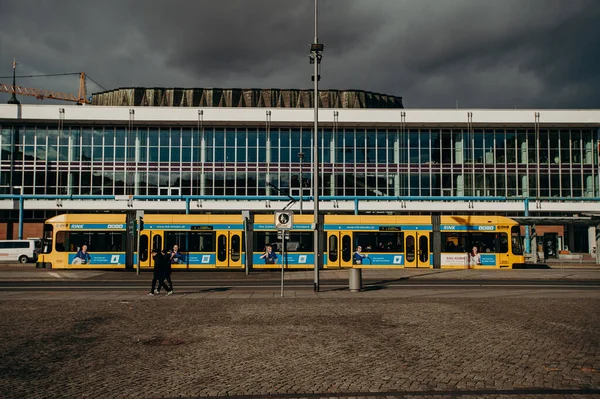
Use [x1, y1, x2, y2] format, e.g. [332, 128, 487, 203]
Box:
[0, 0, 599, 108]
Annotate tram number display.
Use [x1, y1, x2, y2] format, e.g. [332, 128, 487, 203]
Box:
[379, 226, 402, 231]
[191, 226, 213, 231]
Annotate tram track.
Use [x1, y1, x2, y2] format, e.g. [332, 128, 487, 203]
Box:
[1, 278, 599, 291]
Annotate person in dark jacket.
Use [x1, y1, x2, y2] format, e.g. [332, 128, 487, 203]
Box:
[148, 248, 170, 296]
[163, 247, 174, 294]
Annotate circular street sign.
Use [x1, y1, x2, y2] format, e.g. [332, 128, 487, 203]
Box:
[278, 213, 290, 225]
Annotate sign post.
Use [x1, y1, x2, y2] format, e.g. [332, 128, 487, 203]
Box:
[136, 210, 144, 276]
[275, 211, 293, 297]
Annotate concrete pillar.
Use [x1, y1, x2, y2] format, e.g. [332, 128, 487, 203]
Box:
[329, 134, 336, 195]
[596, 224, 600, 264]
[588, 226, 596, 256]
[524, 199, 530, 254]
[568, 227, 575, 253]
[585, 140, 593, 164]
[394, 132, 400, 196]
[585, 175, 595, 197]
[454, 134, 463, 164]
[521, 175, 529, 198]
[531, 234, 538, 263]
[520, 140, 528, 164]
[349, 268, 362, 292]
[134, 133, 140, 195]
[456, 174, 464, 196]
[200, 128, 206, 195]
[265, 130, 271, 196]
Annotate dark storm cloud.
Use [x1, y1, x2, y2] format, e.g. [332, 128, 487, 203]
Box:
[0, 0, 599, 108]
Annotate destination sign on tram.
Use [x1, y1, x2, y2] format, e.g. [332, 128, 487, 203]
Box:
[191, 225, 213, 231]
[379, 226, 402, 231]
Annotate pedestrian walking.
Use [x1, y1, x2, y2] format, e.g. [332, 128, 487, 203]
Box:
[148, 248, 169, 296]
[163, 247, 174, 295]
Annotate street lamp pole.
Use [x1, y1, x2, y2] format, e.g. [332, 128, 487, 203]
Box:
[298, 152, 304, 215]
[310, 0, 323, 292]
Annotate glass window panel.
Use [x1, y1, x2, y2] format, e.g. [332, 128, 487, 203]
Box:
[181, 128, 191, 147]
[159, 128, 170, 147]
[115, 147, 125, 161]
[171, 147, 180, 162]
[159, 147, 169, 162]
[225, 129, 235, 146]
[247, 128, 258, 146]
[301, 129, 312, 149]
[248, 148, 257, 162]
[290, 129, 300, 147]
[182, 148, 191, 163]
[148, 129, 159, 148]
[103, 127, 115, 146]
[213, 147, 223, 162]
[115, 128, 125, 145]
[82, 128, 92, 146]
[171, 127, 181, 144]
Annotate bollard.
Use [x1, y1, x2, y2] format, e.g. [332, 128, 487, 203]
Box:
[349, 268, 362, 292]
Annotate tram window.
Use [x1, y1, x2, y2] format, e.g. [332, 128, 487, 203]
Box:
[188, 232, 215, 252]
[354, 232, 404, 252]
[329, 235, 338, 262]
[254, 232, 279, 252]
[140, 235, 149, 262]
[217, 235, 227, 262]
[231, 234, 241, 262]
[54, 231, 125, 252]
[254, 231, 310, 252]
[511, 226, 522, 255]
[55, 231, 67, 252]
[152, 235, 162, 253]
[285, 232, 313, 252]
[419, 235, 428, 262]
[342, 235, 352, 262]
[406, 235, 415, 262]
[442, 232, 507, 254]
[165, 232, 186, 251]
[42, 224, 53, 254]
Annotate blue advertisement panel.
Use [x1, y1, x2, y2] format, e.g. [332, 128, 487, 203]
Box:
[354, 253, 405, 266]
[480, 254, 496, 266]
[441, 225, 496, 231]
[324, 224, 432, 231]
[69, 224, 125, 230]
[254, 224, 313, 230]
[186, 253, 216, 265]
[144, 224, 244, 230]
[68, 253, 128, 265]
[252, 253, 315, 266]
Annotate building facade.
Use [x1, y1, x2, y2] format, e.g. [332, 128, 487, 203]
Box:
[1, 104, 599, 255]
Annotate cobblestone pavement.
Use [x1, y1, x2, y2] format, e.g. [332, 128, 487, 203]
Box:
[0, 298, 598, 399]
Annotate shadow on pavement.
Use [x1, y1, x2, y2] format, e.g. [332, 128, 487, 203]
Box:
[513, 263, 551, 269]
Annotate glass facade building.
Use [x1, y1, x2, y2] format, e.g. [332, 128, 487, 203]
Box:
[1, 123, 599, 198]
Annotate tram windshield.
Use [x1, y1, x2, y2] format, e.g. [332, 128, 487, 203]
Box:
[511, 226, 523, 255]
[41, 224, 53, 254]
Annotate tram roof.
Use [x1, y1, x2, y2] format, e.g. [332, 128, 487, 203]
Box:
[512, 216, 598, 226]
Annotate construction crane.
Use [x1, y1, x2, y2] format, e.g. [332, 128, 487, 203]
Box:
[0, 71, 106, 105]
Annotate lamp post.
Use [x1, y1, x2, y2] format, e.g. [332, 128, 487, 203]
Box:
[309, 0, 323, 292]
[298, 152, 304, 214]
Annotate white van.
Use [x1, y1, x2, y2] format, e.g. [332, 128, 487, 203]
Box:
[0, 239, 40, 264]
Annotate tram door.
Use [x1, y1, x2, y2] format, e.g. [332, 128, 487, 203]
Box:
[326, 231, 353, 268]
[216, 230, 243, 268]
[139, 231, 163, 268]
[404, 233, 431, 268]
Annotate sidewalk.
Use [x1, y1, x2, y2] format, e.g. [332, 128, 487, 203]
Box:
[0, 264, 599, 282]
